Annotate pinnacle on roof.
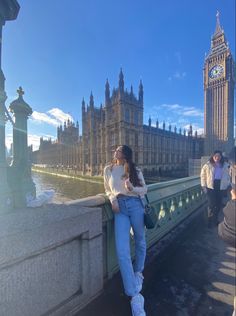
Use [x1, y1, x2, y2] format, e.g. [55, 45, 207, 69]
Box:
[214, 11, 223, 36]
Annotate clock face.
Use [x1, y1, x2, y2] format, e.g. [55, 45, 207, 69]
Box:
[209, 64, 224, 79]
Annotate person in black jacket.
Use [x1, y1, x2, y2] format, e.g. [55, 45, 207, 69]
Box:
[218, 183, 236, 247]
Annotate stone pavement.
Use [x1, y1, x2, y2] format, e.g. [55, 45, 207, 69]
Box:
[77, 215, 235, 316]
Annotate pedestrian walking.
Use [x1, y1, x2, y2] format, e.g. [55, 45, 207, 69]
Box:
[200, 150, 230, 227]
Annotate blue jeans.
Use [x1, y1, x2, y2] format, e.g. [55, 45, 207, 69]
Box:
[115, 196, 146, 297]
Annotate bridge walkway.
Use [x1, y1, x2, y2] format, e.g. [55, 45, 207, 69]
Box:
[77, 215, 235, 316]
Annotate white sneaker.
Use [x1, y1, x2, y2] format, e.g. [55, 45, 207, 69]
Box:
[135, 272, 144, 293]
[130, 294, 146, 316]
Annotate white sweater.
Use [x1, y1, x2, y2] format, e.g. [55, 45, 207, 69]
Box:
[104, 164, 147, 203]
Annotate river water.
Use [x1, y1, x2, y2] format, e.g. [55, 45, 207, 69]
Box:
[32, 171, 175, 203]
[32, 172, 104, 203]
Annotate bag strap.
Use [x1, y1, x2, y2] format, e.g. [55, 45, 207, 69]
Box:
[138, 195, 145, 207]
[145, 194, 150, 204]
[139, 194, 150, 207]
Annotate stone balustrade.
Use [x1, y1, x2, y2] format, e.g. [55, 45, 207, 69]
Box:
[0, 176, 207, 316]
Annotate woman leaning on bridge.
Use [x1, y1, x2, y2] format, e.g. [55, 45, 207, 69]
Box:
[104, 145, 147, 316]
[200, 150, 230, 228]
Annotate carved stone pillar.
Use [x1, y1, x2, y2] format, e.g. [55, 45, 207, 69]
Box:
[9, 87, 36, 208]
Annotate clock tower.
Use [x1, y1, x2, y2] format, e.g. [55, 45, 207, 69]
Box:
[204, 12, 235, 155]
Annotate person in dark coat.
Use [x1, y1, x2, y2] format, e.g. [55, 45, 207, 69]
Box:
[218, 183, 236, 247]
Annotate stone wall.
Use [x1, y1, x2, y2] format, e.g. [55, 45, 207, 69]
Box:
[0, 199, 103, 316]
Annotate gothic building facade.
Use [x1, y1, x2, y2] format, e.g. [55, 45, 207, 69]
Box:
[83, 70, 203, 176]
[32, 13, 234, 176]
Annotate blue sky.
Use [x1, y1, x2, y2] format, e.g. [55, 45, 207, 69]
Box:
[3, 0, 235, 150]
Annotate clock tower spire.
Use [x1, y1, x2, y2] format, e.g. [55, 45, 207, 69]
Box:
[214, 11, 222, 36]
[203, 12, 235, 155]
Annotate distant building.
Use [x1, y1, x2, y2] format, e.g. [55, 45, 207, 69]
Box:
[57, 119, 79, 145]
[34, 121, 81, 168]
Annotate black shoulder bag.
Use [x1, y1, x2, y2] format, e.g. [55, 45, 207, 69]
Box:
[140, 195, 157, 229]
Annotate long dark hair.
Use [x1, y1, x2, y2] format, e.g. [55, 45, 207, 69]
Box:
[120, 145, 142, 187]
[209, 150, 224, 167]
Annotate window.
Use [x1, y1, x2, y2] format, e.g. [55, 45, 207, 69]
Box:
[134, 111, 138, 125]
[110, 133, 115, 145]
[151, 153, 155, 164]
[125, 108, 130, 122]
[135, 133, 138, 146]
[125, 131, 129, 145]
